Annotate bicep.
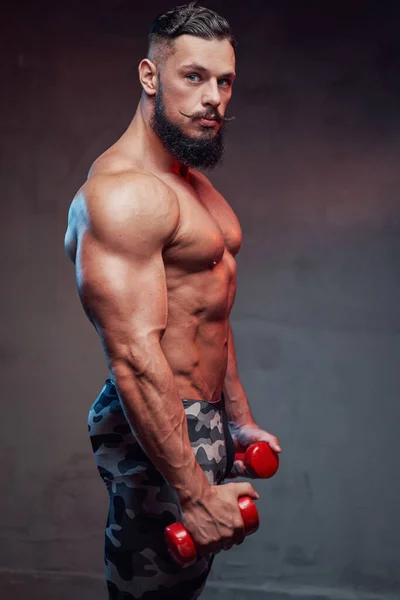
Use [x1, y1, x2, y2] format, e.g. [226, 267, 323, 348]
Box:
[76, 229, 168, 365]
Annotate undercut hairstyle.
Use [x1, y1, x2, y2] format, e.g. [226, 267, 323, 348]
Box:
[148, 2, 236, 64]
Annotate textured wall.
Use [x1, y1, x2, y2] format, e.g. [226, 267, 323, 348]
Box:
[1, 1, 399, 598]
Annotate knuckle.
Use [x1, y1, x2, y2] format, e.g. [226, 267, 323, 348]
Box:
[234, 516, 244, 529]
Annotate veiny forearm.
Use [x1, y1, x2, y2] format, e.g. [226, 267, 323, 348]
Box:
[111, 347, 210, 505]
[224, 374, 255, 427]
[223, 326, 255, 427]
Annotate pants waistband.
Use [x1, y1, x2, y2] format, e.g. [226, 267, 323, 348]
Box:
[104, 378, 225, 408]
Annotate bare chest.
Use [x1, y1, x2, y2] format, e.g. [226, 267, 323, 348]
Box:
[163, 174, 242, 272]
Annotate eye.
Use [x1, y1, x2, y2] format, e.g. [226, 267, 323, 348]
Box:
[186, 73, 201, 83]
[218, 78, 231, 88]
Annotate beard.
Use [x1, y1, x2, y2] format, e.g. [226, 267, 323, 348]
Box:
[150, 83, 227, 171]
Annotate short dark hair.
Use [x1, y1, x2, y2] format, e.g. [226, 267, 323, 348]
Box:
[148, 2, 236, 62]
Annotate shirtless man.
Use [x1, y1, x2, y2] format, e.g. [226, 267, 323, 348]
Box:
[64, 4, 281, 599]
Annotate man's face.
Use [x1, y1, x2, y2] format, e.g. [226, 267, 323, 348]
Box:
[150, 35, 236, 170]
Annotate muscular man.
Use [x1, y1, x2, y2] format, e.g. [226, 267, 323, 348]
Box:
[64, 4, 281, 599]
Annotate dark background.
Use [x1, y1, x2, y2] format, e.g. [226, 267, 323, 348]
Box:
[1, 1, 400, 599]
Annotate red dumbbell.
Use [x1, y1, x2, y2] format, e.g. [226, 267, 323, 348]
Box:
[233, 441, 279, 479]
[165, 495, 259, 567]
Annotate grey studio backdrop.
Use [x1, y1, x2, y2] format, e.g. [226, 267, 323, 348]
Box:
[1, 1, 399, 599]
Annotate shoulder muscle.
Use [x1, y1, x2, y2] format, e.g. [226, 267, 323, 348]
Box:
[82, 171, 180, 254]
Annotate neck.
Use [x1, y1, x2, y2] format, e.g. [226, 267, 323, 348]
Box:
[172, 163, 190, 181]
[120, 98, 189, 178]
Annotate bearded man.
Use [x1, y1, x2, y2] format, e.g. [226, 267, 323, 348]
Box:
[64, 3, 281, 599]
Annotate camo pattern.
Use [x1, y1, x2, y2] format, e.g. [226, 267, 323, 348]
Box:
[88, 379, 235, 599]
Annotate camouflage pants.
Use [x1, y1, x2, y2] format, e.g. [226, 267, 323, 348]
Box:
[88, 379, 235, 599]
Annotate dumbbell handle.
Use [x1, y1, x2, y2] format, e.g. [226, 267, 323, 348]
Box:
[164, 495, 259, 567]
[234, 441, 279, 479]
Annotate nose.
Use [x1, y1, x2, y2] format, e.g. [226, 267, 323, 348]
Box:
[201, 79, 221, 109]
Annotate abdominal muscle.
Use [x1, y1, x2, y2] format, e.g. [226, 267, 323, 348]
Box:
[161, 259, 232, 403]
[108, 318, 228, 403]
[161, 317, 229, 403]
[108, 261, 232, 404]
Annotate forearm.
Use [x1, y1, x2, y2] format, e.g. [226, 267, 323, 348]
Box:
[223, 374, 255, 427]
[223, 326, 255, 427]
[223, 327, 282, 454]
[112, 348, 210, 506]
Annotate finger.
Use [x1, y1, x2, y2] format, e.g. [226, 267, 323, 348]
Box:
[232, 520, 246, 546]
[269, 438, 282, 453]
[243, 465, 257, 479]
[259, 433, 282, 453]
[232, 461, 261, 480]
[234, 460, 246, 475]
[235, 462, 257, 479]
[226, 460, 246, 479]
[232, 481, 259, 500]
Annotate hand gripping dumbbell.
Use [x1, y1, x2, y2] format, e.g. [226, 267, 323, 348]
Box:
[164, 495, 259, 567]
[232, 441, 279, 479]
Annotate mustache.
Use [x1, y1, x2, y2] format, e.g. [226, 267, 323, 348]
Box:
[178, 110, 235, 123]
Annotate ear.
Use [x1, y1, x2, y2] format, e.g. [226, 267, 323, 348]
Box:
[138, 58, 158, 96]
